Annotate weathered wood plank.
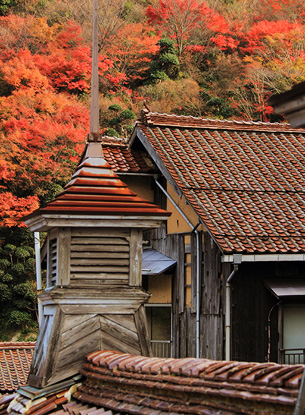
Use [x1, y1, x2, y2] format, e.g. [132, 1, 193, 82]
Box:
[202, 232, 221, 315]
[55, 330, 101, 375]
[134, 305, 153, 356]
[57, 228, 71, 286]
[100, 315, 139, 348]
[178, 234, 185, 314]
[191, 232, 197, 314]
[129, 229, 142, 287]
[61, 315, 101, 349]
[180, 312, 187, 358]
[71, 228, 130, 237]
[71, 252, 129, 259]
[200, 314, 223, 360]
[186, 308, 196, 357]
[69, 280, 129, 287]
[71, 245, 130, 252]
[35, 308, 63, 387]
[70, 258, 129, 266]
[105, 314, 137, 333]
[101, 332, 141, 356]
[61, 305, 138, 314]
[70, 266, 129, 273]
[71, 237, 129, 245]
[70, 273, 128, 280]
[62, 313, 96, 333]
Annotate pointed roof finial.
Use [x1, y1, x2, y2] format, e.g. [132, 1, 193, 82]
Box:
[90, 0, 100, 139]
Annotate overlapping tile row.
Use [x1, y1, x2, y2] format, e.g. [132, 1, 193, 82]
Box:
[141, 111, 305, 133]
[0, 342, 35, 392]
[137, 111, 305, 253]
[38, 156, 169, 217]
[73, 350, 304, 415]
[101, 137, 154, 173]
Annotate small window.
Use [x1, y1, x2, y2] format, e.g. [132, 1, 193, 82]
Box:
[282, 304, 305, 364]
[145, 305, 171, 357]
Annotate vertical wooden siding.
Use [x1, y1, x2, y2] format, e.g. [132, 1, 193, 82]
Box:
[145, 227, 225, 360]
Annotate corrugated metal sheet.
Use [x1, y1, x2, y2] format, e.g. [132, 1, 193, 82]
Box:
[142, 248, 176, 275]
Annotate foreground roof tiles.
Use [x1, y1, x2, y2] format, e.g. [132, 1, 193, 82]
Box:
[76, 351, 305, 415]
[8, 351, 305, 415]
[0, 342, 35, 392]
[135, 110, 305, 253]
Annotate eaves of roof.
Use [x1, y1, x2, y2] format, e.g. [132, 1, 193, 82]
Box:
[24, 151, 170, 229]
[134, 110, 305, 255]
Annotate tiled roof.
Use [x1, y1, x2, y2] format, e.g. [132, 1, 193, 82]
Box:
[9, 351, 304, 415]
[30, 144, 169, 218]
[0, 342, 35, 392]
[136, 110, 305, 254]
[101, 136, 155, 173]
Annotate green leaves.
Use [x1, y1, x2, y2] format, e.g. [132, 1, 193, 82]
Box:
[0, 227, 38, 340]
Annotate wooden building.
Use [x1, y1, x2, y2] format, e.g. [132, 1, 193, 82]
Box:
[24, 138, 170, 388]
[269, 81, 305, 128]
[101, 110, 305, 364]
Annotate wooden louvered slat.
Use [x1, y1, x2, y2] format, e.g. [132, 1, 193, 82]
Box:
[70, 234, 130, 286]
[50, 239, 57, 286]
[71, 245, 129, 252]
[71, 237, 129, 245]
[70, 258, 129, 266]
[70, 252, 129, 259]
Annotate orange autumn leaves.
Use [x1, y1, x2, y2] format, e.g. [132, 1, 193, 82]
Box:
[1, 0, 305, 225]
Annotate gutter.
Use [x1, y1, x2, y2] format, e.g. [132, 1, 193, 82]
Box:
[155, 179, 201, 358]
[222, 254, 305, 262]
[225, 261, 240, 361]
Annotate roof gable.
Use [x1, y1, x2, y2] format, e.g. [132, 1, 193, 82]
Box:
[134, 110, 305, 254]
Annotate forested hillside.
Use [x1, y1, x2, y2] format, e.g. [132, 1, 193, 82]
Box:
[0, 0, 304, 340]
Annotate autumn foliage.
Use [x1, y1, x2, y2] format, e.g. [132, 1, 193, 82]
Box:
[0, 0, 305, 341]
[0, 0, 305, 227]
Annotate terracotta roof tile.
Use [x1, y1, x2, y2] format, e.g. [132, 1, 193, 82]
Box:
[101, 136, 155, 173]
[7, 350, 305, 415]
[0, 342, 35, 392]
[28, 151, 169, 219]
[135, 110, 305, 253]
[75, 351, 304, 414]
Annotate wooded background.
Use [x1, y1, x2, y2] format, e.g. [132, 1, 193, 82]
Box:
[0, 0, 304, 340]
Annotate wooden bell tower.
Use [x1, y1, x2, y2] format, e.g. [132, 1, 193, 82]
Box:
[24, 0, 170, 388]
